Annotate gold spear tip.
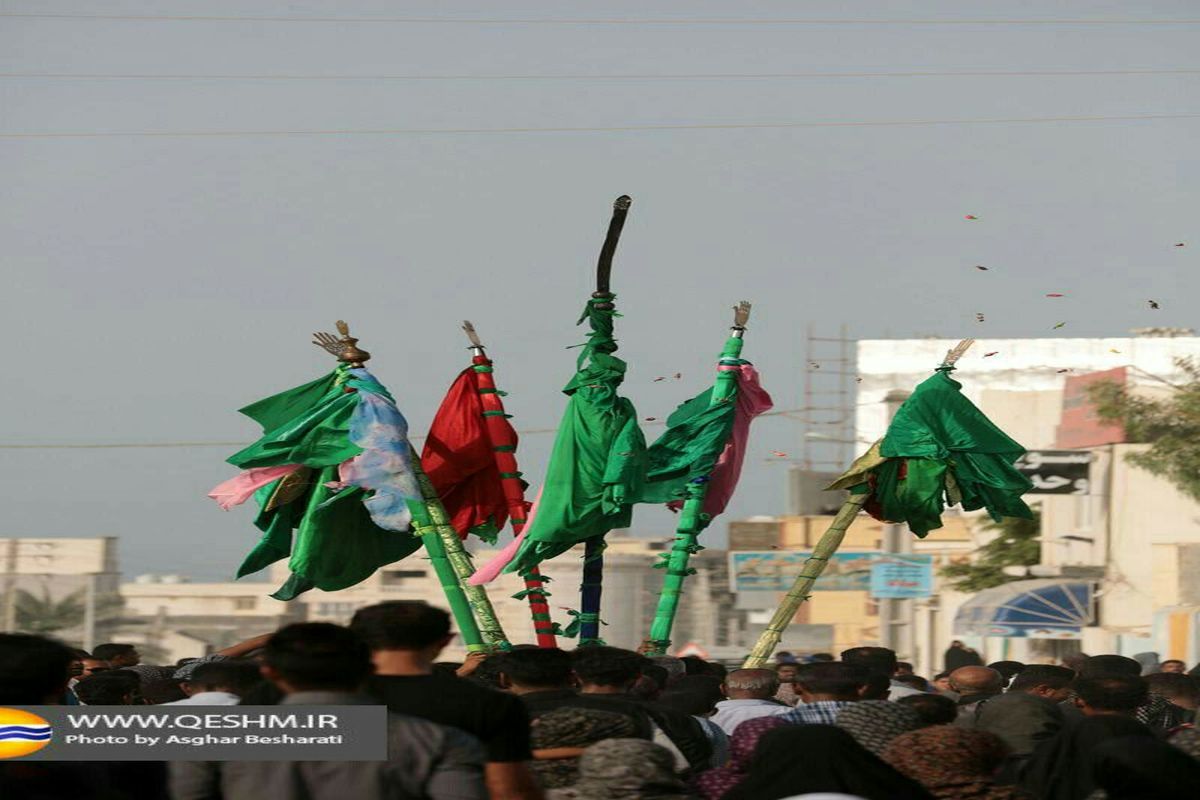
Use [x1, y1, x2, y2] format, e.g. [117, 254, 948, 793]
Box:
[462, 320, 484, 348]
[733, 301, 752, 328]
[941, 338, 975, 367]
[312, 320, 371, 365]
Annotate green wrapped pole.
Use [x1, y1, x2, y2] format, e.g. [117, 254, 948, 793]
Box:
[412, 454, 512, 652]
[644, 304, 750, 655]
[742, 492, 868, 668]
[405, 495, 488, 653]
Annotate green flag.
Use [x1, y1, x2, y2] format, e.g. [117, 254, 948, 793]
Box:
[638, 386, 737, 505]
[829, 368, 1033, 536]
[501, 299, 647, 575]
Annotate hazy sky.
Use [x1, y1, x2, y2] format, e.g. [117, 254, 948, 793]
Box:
[2, 2, 1196, 579]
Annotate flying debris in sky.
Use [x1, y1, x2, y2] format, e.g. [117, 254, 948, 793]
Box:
[975, 265, 989, 271]
[976, 313, 985, 323]
[644, 417, 657, 422]
[1057, 368, 1072, 373]
[1046, 293, 1065, 298]
[1053, 322, 1067, 329]
[964, 214, 978, 220]
[770, 450, 789, 458]
[809, 361, 820, 369]
[674, 372, 682, 380]
[653, 377, 666, 382]
[1149, 300, 1160, 309]
[1175, 243, 1186, 247]
[855, 376, 863, 383]
[1110, 348, 1122, 354]
[984, 351, 999, 358]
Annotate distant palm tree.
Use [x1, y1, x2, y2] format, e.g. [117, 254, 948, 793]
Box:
[14, 586, 130, 642]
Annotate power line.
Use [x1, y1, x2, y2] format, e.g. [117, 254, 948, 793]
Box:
[0, 405, 812, 450]
[2, 112, 1196, 140]
[3, 13, 1198, 25]
[4, 68, 1199, 81]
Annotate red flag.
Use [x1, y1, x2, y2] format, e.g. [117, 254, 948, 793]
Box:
[421, 367, 513, 541]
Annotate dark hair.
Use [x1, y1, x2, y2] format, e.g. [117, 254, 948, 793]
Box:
[892, 673, 929, 691]
[896, 661, 914, 672]
[679, 656, 708, 676]
[264, 623, 371, 691]
[794, 661, 871, 698]
[74, 671, 141, 705]
[92, 643, 137, 662]
[1009, 664, 1076, 693]
[809, 653, 835, 662]
[1160, 659, 1186, 670]
[897, 692, 958, 726]
[988, 660, 1026, 682]
[1074, 675, 1149, 712]
[141, 678, 188, 704]
[640, 664, 670, 692]
[349, 601, 451, 650]
[1079, 655, 1142, 678]
[840, 646, 898, 676]
[494, 648, 573, 689]
[467, 656, 503, 689]
[1145, 672, 1200, 705]
[70, 648, 91, 659]
[432, 662, 461, 677]
[570, 646, 645, 687]
[658, 676, 725, 716]
[933, 671, 951, 681]
[862, 672, 892, 701]
[188, 659, 263, 695]
[0, 633, 76, 704]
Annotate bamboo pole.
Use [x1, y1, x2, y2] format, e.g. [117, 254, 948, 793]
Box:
[742, 492, 868, 668]
[643, 302, 750, 656]
[413, 460, 512, 652]
[463, 321, 558, 648]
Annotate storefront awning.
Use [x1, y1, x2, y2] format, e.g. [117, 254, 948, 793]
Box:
[955, 578, 1093, 639]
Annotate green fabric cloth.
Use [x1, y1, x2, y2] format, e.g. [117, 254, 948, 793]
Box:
[834, 369, 1033, 536]
[228, 366, 421, 596]
[638, 386, 737, 504]
[504, 299, 647, 574]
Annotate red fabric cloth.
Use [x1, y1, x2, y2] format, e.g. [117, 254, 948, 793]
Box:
[421, 366, 512, 539]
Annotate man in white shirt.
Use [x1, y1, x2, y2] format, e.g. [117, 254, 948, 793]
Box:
[166, 660, 261, 706]
[709, 668, 792, 735]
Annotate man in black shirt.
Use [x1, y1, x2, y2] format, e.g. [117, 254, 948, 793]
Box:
[494, 647, 653, 740]
[351, 602, 541, 800]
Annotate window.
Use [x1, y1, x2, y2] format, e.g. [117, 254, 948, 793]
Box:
[314, 602, 358, 618]
[381, 570, 426, 585]
[234, 597, 256, 610]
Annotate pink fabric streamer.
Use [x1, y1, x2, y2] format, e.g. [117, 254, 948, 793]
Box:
[208, 464, 302, 511]
[698, 364, 773, 516]
[469, 487, 544, 585]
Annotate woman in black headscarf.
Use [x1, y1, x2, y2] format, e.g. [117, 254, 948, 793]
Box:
[1092, 735, 1200, 799]
[1018, 715, 1155, 800]
[721, 724, 933, 800]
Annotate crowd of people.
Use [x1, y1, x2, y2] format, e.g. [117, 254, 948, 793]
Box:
[3, 602, 1200, 799]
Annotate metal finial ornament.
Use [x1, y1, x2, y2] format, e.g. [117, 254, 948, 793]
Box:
[462, 320, 485, 356]
[311, 320, 371, 366]
[731, 300, 751, 338]
[941, 338, 975, 368]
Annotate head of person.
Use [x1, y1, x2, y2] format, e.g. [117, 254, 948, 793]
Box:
[809, 652, 835, 663]
[679, 655, 709, 676]
[570, 646, 644, 692]
[647, 656, 685, 687]
[262, 622, 371, 694]
[987, 660, 1025, 684]
[693, 717, 789, 800]
[836, 699, 923, 755]
[629, 664, 669, 701]
[182, 659, 263, 698]
[0, 633, 76, 704]
[775, 662, 800, 684]
[657, 675, 725, 716]
[80, 657, 110, 678]
[92, 643, 140, 667]
[1073, 675, 1149, 717]
[74, 671, 142, 705]
[891, 673, 929, 691]
[1008, 664, 1076, 703]
[1061, 652, 1090, 673]
[68, 648, 89, 678]
[1145, 672, 1200, 711]
[895, 661, 914, 676]
[140, 678, 188, 704]
[1160, 659, 1187, 674]
[948, 666, 1005, 698]
[861, 672, 893, 701]
[896, 692, 958, 726]
[840, 646, 898, 678]
[793, 661, 871, 703]
[884, 726, 1011, 793]
[723, 668, 780, 701]
[931, 671, 953, 693]
[775, 651, 796, 664]
[494, 647, 573, 693]
[570, 738, 686, 797]
[721, 723, 933, 800]
[348, 601, 452, 665]
[949, 639, 967, 650]
[1078, 654, 1141, 679]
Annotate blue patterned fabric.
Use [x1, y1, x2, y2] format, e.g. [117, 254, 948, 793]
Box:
[780, 700, 853, 726]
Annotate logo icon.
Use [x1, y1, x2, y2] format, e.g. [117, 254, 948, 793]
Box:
[0, 708, 52, 758]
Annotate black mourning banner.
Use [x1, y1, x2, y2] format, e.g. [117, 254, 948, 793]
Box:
[1013, 450, 1093, 495]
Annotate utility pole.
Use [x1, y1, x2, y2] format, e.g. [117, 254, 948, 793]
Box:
[82, 573, 97, 652]
[3, 538, 18, 633]
[878, 391, 914, 660]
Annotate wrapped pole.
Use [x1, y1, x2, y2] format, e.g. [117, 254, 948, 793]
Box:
[643, 303, 751, 656]
[742, 493, 868, 668]
[462, 321, 558, 648]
